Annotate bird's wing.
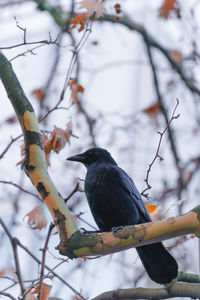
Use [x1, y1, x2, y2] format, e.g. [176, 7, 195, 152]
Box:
[116, 167, 152, 222]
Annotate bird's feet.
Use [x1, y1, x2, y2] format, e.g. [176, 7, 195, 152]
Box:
[112, 226, 124, 233]
[80, 228, 101, 234]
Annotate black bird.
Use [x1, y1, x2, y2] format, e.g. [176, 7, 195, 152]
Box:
[67, 147, 178, 284]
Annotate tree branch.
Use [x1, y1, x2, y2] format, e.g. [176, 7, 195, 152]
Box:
[0, 50, 78, 240]
[58, 206, 200, 258]
[0, 219, 25, 296]
[92, 281, 200, 300]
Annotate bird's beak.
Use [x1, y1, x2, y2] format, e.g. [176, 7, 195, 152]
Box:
[67, 153, 85, 163]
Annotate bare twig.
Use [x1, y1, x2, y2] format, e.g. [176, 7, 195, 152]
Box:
[64, 182, 81, 203]
[0, 180, 41, 200]
[39, 21, 93, 123]
[38, 223, 54, 300]
[0, 291, 17, 300]
[0, 134, 22, 160]
[16, 240, 86, 300]
[0, 219, 25, 297]
[141, 99, 180, 198]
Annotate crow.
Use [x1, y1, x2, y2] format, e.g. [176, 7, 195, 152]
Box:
[67, 147, 178, 284]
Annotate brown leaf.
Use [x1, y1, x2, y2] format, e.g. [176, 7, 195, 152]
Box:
[159, 0, 176, 19]
[70, 0, 106, 31]
[42, 124, 72, 166]
[69, 78, 84, 104]
[69, 14, 89, 32]
[5, 116, 17, 124]
[170, 50, 182, 63]
[24, 206, 47, 230]
[32, 283, 52, 300]
[143, 102, 161, 117]
[32, 88, 45, 103]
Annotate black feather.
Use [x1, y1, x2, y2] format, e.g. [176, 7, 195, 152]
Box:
[67, 147, 178, 284]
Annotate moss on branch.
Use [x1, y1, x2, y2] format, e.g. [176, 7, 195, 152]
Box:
[58, 208, 200, 257]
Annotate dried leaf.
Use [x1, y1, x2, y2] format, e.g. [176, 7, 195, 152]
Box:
[32, 283, 52, 300]
[145, 204, 157, 213]
[143, 102, 160, 116]
[70, 0, 106, 31]
[69, 14, 89, 32]
[42, 124, 72, 166]
[159, 0, 176, 19]
[24, 206, 47, 230]
[69, 78, 84, 104]
[5, 116, 17, 124]
[170, 50, 182, 63]
[32, 88, 45, 103]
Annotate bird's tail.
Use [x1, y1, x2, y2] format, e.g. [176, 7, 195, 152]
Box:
[136, 242, 178, 284]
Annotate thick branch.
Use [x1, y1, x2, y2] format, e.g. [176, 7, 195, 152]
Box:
[58, 206, 200, 258]
[0, 51, 78, 240]
[92, 282, 200, 299]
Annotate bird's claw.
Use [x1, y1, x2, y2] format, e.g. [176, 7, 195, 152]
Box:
[112, 226, 124, 233]
[80, 228, 101, 234]
[80, 227, 89, 234]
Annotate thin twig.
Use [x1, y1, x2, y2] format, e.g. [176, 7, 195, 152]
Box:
[141, 99, 180, 198]
[0, 219, 25, 297]
[64, 182, 81, 203]
[0, 134, 22, 160]
[16, 240, 86, 300]
[0, 180, 41, 200]
[38, 223, 54, 300]
[0, 291, 17, 300]
[39, 21, 93, 123]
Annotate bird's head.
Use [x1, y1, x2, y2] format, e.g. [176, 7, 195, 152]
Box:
[67, 147, 117, 168]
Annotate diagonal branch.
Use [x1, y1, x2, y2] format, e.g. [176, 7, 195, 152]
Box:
[0, 219, 25, 297]
[0, 50, 78, 240]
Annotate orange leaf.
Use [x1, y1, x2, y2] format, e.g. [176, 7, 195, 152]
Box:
[145, 204, 157, 213]
[69, 78, 84, 104]
[24, 206, 47, 230]
[170, 50, 182, 63]
[146, 204, 162, 220]
[42, 124, 72, 166]
[143, 102, 160, 117]
[26, 282, 52, 300]
[70, 0, 106, 31]
[69, 14, 89, 32]
[159, 0, 176, 19]
[32, 88, 45, 103]
[32, 283, 52, 300]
